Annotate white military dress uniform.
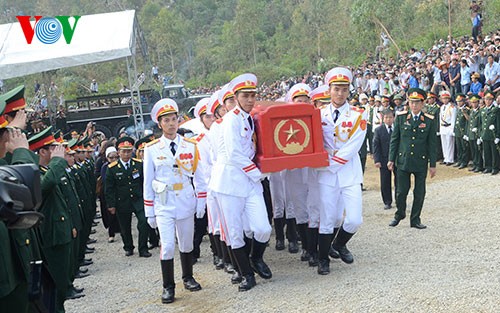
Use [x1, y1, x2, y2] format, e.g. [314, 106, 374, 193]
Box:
[439, 91, 457, 164]
[209, 73, 272, 290]
[316, 67, 367, 275]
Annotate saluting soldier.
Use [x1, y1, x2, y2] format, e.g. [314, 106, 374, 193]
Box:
[316, 67, 367, 275]
[105, 137, 151, 257]
[425, 92, 442, 162]
[467, 95, 484, 172]
[209, 73, 273, 291]
[28, 127, 75, 312]
[479, 91, 500, 175]
[388, 88, 437, 229]
[454, 94, 470, 169]
[143, 98, 206, 304]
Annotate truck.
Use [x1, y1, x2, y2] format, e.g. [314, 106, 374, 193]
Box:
[63, 84, 210, 138]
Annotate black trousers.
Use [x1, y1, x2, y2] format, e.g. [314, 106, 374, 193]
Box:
[379, 166, 396, 206]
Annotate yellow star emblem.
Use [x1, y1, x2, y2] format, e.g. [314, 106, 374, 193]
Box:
[284, 124, 300, 142]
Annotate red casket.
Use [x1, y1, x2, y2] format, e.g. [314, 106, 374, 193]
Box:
[252, 102, 329, 173]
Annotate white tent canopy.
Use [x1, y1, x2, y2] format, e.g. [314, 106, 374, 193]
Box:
[0, 10, 136, 79]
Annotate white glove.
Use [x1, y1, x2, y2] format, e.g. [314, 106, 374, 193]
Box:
[477, 138, 482, 145]
[436, 132, 440, 136]
[463, 135, 468, 141]
[452, 132, 456, 137]
[495, 138, 500, 145]
[472, 128, 477, 133]
[147, 217, 157, 229]
[489, 124, 495, 130]
[196, 199, 206, 219]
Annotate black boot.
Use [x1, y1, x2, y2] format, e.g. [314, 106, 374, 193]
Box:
[332, 227, 355, 264]
[220, 240, 235, 273]
[179, 252, 202, 291]
[228, 247, 242, 284]
[286, 218, 299, 253]
[297, 223, 309, 261]
[232, 247, 256, 291]
[160, 259, 175, 304]
[318, 233, 334, 275]
[208, 233, 220, 266]
[244, 236, 253, 258]
[329, 227, 341, 259]
[307, 228, 319, 267]
[250, 240, 272, 279]
[213, 235, 225, 270]
[273, 218, 285, 250]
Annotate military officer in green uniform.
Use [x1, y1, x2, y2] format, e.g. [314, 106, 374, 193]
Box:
[454, 94, 470, 169]
[388, 88, 437, 229]
[28, 127, 74, 313]
[479, 91, 500, 175]
[0, 87, 45, 313]
[467, 95, 484, 172]
[425, 92, 442, 162]
[105, 137, 151, 257]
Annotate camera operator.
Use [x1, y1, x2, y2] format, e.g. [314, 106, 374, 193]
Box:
[28, 126, 76, 312]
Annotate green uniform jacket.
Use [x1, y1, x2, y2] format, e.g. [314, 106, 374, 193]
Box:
[105, 158, 143, 210]
[73, 163, 93, 223]
[389, 111, 437, 172]
[468, 109, 482, 140]
[39, 157, 73, 247]
[480, 105, 500, 141]
[61, 170, 84, 231]
[454, 106, 470, 138]
[425, 103, 440, 134]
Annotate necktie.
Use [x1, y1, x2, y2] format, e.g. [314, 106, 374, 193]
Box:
[414, 115, 418, 122]
[388, 125, 392, 135]
[124, 162, 129, 170]
[247, 116, 254, 131]
[170, 142, 176, 156]
[333, 109, 340, 123]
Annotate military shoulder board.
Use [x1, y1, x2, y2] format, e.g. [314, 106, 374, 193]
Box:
[145, 139, 160, 147]
[424, 113, 434, 120]
[132, 158, 142, 163]
[108, 161, 118, 168]
[396, 110, 408, 115]
[183, 137, 197, 145]
[196, 133, 205, 142]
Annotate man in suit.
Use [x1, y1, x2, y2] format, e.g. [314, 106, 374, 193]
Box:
[373, 109, 396, 210]
[388, 88, 437, 229]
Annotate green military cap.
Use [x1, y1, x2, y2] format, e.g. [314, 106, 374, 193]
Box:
[76, 136, 88, 151]
[0, 85, 26, 115]
[427, 92, 438, 99]
[135, 135, 155, 151]
[393, 94, 404, 101]
[407, 88, 426, 101]
[484, 91, 495, 100]
[0, 96, 7, 128]
[455, 93, 466, 102]
[116, 136, 135, 150]
[53, 129, 65, 144]
[28, 126, 57, 151]
[468, 94, 481, 102]
[67, 138, 78, 152]
[381, 95, 390, 102]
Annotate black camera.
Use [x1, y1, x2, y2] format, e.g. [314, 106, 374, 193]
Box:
[0, 164, 43, 229]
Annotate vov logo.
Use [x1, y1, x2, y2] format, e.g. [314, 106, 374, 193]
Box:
[16, 16, 81, 44]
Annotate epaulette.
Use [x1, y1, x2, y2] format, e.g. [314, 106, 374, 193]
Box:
[196, 133, 205, 142]
[350, 106, 364, 113]
[233, 108, 240, 115]
[108, 161, 118, 168]
[424, 113, 434, 120]
[40, 166, 48, 173]
[318, 104, 328, 109]
[183, 137, 197, 145]
[145, 139, 160, 147]
[396, 110, 408, 115]
[132, 158, 142, 163]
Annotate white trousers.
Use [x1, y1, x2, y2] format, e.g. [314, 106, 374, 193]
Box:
[215, 188, 272, 249]
[207, 192, 221, 235]
[307, 182, 321, 228]
[318, 183, 363, 234]
[157, 215, 194, 260]
[287, 181, 309, 224]
[269, 172, 295, 219]
[441, 134, 455, 163]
